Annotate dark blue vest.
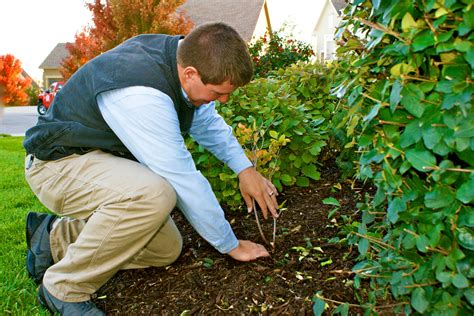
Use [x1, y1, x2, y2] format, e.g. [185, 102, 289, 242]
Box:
[24, 34, 194, 161]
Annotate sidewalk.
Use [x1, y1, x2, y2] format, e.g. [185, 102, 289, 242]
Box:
[0, 106, 38, 136]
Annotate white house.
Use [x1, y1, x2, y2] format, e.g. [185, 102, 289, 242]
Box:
[312, 0, 346, 60]
[266, 0, 346, 60]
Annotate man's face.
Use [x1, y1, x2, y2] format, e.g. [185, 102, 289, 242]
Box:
[183, 68, 235, 106]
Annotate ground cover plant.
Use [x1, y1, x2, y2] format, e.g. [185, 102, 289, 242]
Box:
[330, 0, 473, 314]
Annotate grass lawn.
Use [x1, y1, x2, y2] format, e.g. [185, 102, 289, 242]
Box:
[0, 136, 49, 315]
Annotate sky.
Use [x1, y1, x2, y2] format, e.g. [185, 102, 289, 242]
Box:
[0, 0, 324, 86]
[0, 0, 92, 83]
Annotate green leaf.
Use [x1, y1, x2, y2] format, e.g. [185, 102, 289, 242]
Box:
[402, 12, 417, 32]
[436, 271, 452, 283]
[464, 288, 474, 306]
[465, 47, 474, 69]
[387, 197, 406, 224]
[452, 273, 469, 288]
[424, 186, 455, 209]
[296, 176, 310, 187]
[280, 174, 292, 185]
[411, 288, 429, 313]
[363, 102, 381, 122]
[416, 235, 430, 253]
[422, 125, 443, 149]
[309, 140, 326, 156]
[400, 120, 422, 148]
[412, 30, 436, 52]
[333, 303, 349, 316]
[302, 152, 313, 163]
[390, 80, 402, 112]
[456, 227, 474, 251]
[269, 130, 278, 139]
[302, 164, 321, 180]
[390, 63, 415, 76]
[456, 177, 474, 204]
[406, 148, 436, 172]
[454, 119, 474, 138]
[322, 197, 340, 206]
[358, 238, 369, 256]
[459, 207, 474, 228]
[312, 297, 326, 316]
[401, 83, 425, 118]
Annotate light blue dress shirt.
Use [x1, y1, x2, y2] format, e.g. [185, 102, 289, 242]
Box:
[97, 86, 252, 253]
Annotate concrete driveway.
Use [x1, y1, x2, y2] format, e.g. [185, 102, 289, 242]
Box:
[0, 106, 39, 136]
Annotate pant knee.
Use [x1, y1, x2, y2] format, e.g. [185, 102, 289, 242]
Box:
[164, 233, 183, 265]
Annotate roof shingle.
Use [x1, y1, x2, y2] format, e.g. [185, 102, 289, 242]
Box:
[39, 43, 69, 69]
[179, 0, 265, 41]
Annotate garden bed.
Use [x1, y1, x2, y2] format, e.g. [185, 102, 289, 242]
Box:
[94, 165, 373, 314]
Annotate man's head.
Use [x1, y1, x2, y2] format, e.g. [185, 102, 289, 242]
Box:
[177, 22, 253, 106]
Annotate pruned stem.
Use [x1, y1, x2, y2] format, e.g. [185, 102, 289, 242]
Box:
[423, 166, 474, 173]
[253, 198, 269, 245]
[354, 17, 407, 43]
[353, 232, 396, 250]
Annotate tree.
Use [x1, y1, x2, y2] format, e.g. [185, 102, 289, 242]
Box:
[60, 31, 100, 81]
[60, 0, 194, 79]
[0, 54, 31, 106]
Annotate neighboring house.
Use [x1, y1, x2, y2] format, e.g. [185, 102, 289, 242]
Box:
[179, 0, 272, 42]
[312, 0, 346, 60]
[39, 1, 273, 88]
[39, 43, 68, 88]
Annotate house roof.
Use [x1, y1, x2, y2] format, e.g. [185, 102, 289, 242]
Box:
[39, 43, 69, 69]
[20, 70, 40, 89]
[331, 0, 347, 15]
[178, 0, 265, 41]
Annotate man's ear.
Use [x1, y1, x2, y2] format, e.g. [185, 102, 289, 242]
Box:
[183, 66, 199, 80]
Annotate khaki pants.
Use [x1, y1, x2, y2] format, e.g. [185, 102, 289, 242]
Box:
[25, 150, 181, 302]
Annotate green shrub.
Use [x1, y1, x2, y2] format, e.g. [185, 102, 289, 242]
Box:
[332, 0, 473, 314]
[25, 86, 40, 106]
[188, 61, 340, 210]
[248, 30, 315, 78]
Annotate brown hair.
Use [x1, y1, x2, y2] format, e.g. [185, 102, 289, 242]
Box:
[177, 22, 253, 87]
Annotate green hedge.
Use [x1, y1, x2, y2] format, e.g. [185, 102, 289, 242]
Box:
[328, 0, 473, 314]
[187, 61, 340, 210]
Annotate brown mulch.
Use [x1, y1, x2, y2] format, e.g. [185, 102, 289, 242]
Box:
[94, 165, 374, 315]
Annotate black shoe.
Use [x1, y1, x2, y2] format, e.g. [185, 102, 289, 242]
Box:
[37, 284, 105, 315]
[26, 212, 57, 284]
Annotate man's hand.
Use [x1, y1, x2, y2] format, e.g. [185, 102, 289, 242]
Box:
[228, 240, 270, 261]
[238, 167, 279, 219]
